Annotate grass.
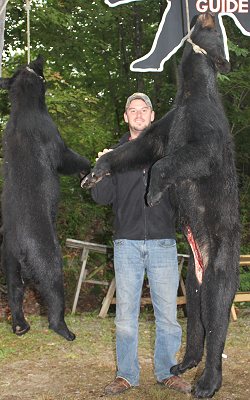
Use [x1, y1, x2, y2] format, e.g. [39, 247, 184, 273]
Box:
[0, 311, 249, 400]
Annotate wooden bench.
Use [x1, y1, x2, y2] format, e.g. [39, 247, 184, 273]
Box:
[231, 255, 250, 320]
[66, 239, 250, 321]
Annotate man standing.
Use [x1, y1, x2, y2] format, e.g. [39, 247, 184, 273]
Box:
[91, 93, 191, 395]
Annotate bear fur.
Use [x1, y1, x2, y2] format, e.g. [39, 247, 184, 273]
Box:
[0, 55, 91, 341]
[82, 13, 241, 398]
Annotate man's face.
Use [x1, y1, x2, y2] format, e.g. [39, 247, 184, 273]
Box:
[124, 99, 155, 137]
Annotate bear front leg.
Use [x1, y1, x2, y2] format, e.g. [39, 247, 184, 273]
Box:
[147, 158, 172, 206]
[59, 147, 91, 176]
[3, 245, 30, 336]
[148, 139, 216, 207]
[82, 128, 162, 188]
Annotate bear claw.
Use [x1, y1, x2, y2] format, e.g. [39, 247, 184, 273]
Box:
[49, 323, 76, 341]
[147, 191, 163, 207]
[14, 323, 30, 336]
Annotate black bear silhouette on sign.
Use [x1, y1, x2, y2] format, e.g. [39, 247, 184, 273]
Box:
[105, 0, 250, 71]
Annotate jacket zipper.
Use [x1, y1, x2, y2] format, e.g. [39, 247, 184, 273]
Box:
[143, 169, 147, 240]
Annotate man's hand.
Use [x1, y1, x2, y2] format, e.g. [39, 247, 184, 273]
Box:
[96, 148, 113, 162]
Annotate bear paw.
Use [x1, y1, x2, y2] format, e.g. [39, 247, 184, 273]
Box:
[65, 330, 76, 341]
[171, 358, 200, 375]
[49, 322, 76, 341]
[81, 172, 101, 188]
[193, 368, 222, 398]
[146, 191, 163, 207]
[81, 167, 110, 188]
[13, 321, 30, 336]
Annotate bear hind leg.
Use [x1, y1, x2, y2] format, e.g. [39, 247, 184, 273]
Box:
[171, 256, 205, 375]
[3, 245, 30, 335]
[171, 312, 204, 375]
[193, 261, 237, 398]
[35, 265, 75, 341]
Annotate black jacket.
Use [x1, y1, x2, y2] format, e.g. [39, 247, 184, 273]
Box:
[91, 133, 176, 240]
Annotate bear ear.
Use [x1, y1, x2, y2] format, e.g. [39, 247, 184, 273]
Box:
[35, 54, 44, 67]
[197, 12, 215, 29]
[214, 57, 231, 74]
[190, 15, 199, 29]
[29, 54, 45, 75]
[0, 78, 11, 90]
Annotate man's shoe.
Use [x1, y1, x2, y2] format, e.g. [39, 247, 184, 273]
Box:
[158, 375, 191, 393]
[104, 377, 132, 395]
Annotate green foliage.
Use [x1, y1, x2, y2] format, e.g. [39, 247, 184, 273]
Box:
[239, 175, 250, 253]
[176, 232, 189, 255]
[239, 268, 250, 292]
[44, 69, 114, 163]
[57, 175, 113, 244]
[228, 39, 249, 58]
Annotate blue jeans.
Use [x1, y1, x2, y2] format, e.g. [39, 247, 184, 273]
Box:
[114, 239, 182, 386]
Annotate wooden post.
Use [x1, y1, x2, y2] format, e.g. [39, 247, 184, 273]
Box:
[71, 247, 89, 314]
[99, 278, 116, 318]
[230, 304, 237, 321]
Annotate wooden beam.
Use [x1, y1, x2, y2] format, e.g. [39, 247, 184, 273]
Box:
[110, 295, 187, 306]
[239, 255, 250, 265]
[66, 238, 112, 254]
[234, 292, 250, 302]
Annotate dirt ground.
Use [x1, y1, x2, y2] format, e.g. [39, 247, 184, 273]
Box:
[0, 306, 249, 400]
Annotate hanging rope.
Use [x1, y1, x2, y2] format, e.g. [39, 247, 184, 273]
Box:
[24, 0, 31, 64]
[185, 0, 191, 36]
[0, 0, 9, 18]
[185, 0, 207, 56]
[0, 0, 9, 77]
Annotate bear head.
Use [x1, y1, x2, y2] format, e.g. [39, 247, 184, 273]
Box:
[0, 55, 46, 105]
[190, 12, 231, 74]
